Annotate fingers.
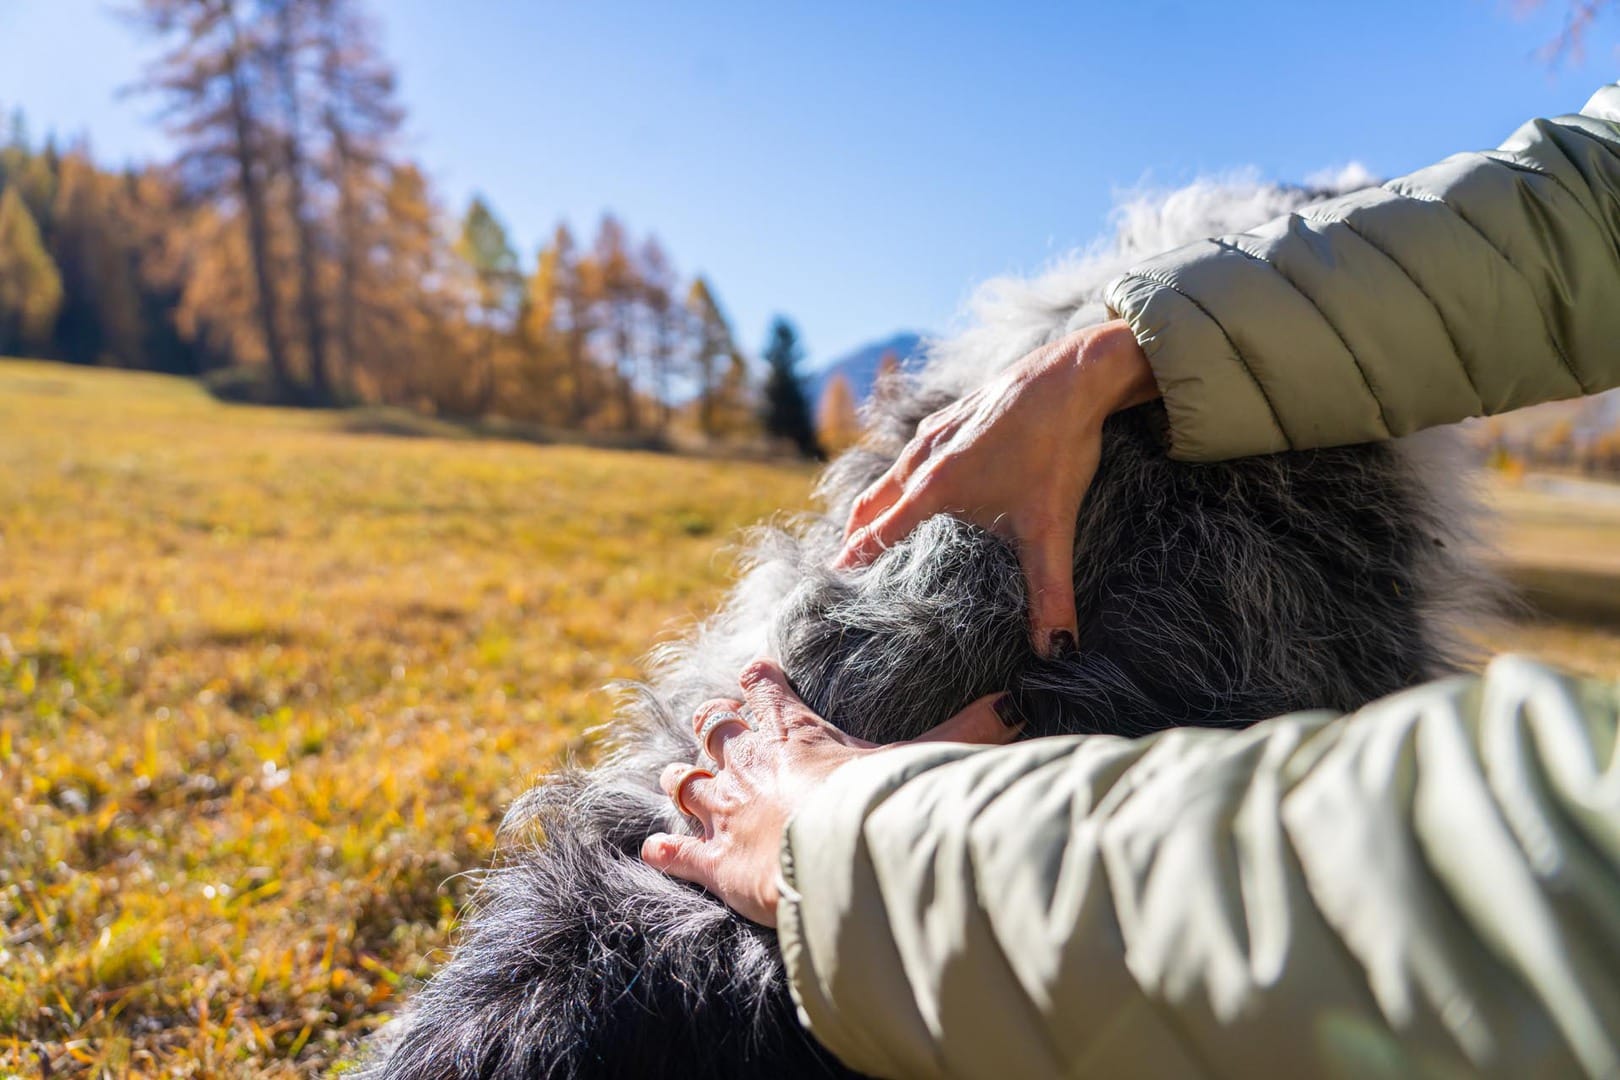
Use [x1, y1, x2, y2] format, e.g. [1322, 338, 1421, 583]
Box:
[738, 657, 875, 750]
[691, 697, 751, 765]
[836, 496, 933, 569]
[1017, 514, 1080, 658]
[737, 658, 797, 726]
[837, 420, 951, 563]
[659, 762, 715, 832]
[842, 469, 903, 544]
[640, 832, 716, 888]
[909, 692, 1025, 746]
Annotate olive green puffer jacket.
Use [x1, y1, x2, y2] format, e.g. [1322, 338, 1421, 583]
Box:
[1106, 84, 1620, 462]
[780, 657, 1620, 1079]
[777, 86, 1620, 1079]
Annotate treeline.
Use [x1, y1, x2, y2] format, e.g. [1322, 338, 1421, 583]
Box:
[0, 0, 821, 451]
[1480, 412, 1620, 478]
[0, 122, 194, 376]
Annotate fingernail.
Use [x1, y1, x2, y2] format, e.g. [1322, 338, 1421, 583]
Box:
[1047, 630, 1077, 658]
[992, 693, 1022, 729]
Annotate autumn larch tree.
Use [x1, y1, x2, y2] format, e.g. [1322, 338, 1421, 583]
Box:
[582, 215, 642, 431]
[686, 275, 740, 438]
[639, 236, 680, 431]
[372, 162, 461, 406]
[525, 224, 597, 425]
[311, 0, 403, 391]
[875, 348, 902, 390]
[134, 0, 298, 397]
[266, 0, 333, 402]
[455, 195, 521, 415]
[815, 371, 861, 455]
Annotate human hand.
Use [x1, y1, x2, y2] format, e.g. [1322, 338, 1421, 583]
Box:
[640, 658, 1021, 926]
[835, 319, 1157, 656]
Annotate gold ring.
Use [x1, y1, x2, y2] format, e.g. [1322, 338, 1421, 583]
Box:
[672, 766, 715, 819]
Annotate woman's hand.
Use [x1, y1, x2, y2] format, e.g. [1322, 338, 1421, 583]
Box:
[641, 658, 1021, 926]
[836, 319, 1157, 657]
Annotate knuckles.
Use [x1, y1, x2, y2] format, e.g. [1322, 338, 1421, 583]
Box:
[738, 658, 782, 691]
[851, 484, 887, 518]
[719, 737, 758, 774]
[914, 454, 960, 491]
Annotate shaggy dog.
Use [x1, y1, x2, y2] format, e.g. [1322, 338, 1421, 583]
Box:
[366, 173, 1495, 1079]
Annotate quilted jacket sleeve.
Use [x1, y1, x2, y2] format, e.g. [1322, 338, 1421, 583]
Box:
[777, 656, 1620, 1079]
[1105, 84, 1620, 462]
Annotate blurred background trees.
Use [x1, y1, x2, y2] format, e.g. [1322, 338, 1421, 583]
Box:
[760, 317, 820, 459]
[815, 372, 860, 456]
[0, 0, 814, 451]
[0, 186, 63, 357]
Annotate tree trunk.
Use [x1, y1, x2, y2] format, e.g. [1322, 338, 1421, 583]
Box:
[654, 320, 672, 432]
[616, 303, 636, 431]
[222, 0, 294, 399]
[568, 322, 588, 426]
[700, 352, 716, 436]
[330, 120, 359, 387]
[474, 323, 497, 415]
[274, 3, 331, 404]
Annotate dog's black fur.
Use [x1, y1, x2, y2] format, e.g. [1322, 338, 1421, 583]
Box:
[362, 150, 1494, 1080]
[364, 378, 1490, 1079]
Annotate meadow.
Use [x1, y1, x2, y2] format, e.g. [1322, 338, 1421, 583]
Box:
[3, 359, 1618, 1077]
[0, 360, 811, 1076]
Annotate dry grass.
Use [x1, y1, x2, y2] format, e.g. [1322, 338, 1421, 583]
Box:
[3, 359, 1618, 1076]
[1479, 474, 1620, 677]
[0, 360, 811, 1076]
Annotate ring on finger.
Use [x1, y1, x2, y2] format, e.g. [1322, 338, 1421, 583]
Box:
[698, 708, 753, 761]
[672, 765, 715, 819]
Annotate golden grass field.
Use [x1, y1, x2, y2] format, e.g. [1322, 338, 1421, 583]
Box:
[3, 359, 1619, 1077]
[0, 360, 811, 1076]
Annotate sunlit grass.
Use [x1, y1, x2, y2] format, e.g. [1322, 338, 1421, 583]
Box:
[3, 359, 1618, 1075]
[0, 359, 812, 1075]
[1478, 474, 1620, 678]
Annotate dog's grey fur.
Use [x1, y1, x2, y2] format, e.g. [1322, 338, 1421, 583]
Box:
[365, 173, 1497, 1079]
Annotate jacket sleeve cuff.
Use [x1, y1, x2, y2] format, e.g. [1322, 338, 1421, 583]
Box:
[1106, 267, 1294, 463]
[777, 742, 983, 1079]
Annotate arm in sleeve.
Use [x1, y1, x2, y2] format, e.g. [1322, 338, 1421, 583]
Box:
[777, 655, 1620, 1079]
[1104, 85, 1620, 462]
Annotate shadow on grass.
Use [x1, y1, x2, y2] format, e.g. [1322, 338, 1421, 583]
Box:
[338, 405, 673, 454]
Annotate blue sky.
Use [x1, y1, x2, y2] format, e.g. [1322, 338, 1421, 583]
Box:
[1, 1, 1615, 366]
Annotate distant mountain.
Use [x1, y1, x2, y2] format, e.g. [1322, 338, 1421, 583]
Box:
[807, 331, 927, 406]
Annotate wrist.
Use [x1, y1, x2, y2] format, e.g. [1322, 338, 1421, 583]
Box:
[1075, 319, 1158, 418]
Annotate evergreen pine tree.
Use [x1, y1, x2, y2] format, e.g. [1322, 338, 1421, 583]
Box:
[760, 316, 821, 458]
[51, 155, 144, 366]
